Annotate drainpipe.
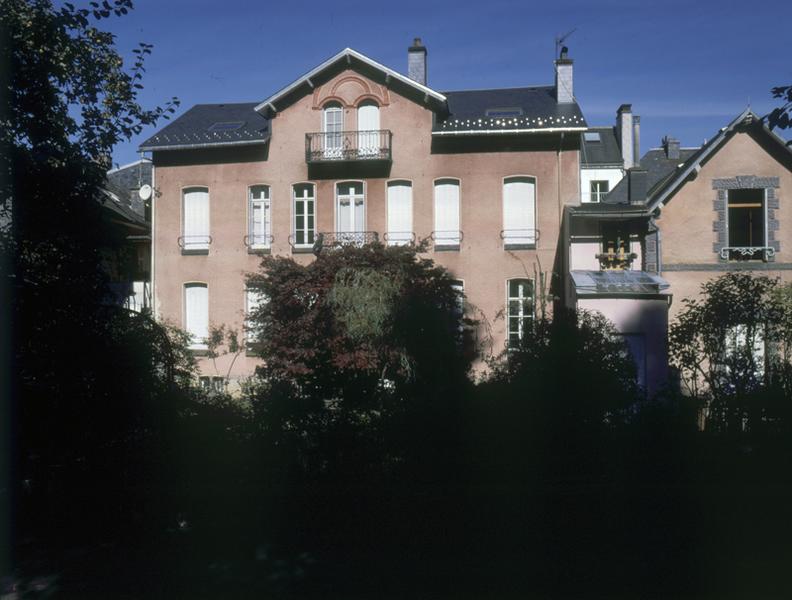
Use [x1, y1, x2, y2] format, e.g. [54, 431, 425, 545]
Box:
[150, 158, 156, 319]
[557, 131, 564, 226]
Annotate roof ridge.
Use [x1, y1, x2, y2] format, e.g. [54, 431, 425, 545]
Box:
[443, 84, 552, 93]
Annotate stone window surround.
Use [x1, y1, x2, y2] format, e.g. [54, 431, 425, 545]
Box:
[712, 176, 780, 262]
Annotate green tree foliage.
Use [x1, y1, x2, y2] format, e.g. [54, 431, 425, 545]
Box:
[669, 273, 792, 433]
[767, 84, 792, 131]
[1, 0, 187, 551]
[244, 242, 473, 480]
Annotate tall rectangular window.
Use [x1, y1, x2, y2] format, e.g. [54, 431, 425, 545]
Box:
[336, 182, 365, 234]
[182, 187, 210, 252]
[507, 278, 534, 346]
[292, 183, 315, 248]
[184, 283, 208, 349]
[503, 176, 536, 247]
[248, 185, 271, 249]
[727, 189, 766, 260]
[245, 288, 267, 348]
[387, 180, 413, 245]
[434, 179, 460, 248]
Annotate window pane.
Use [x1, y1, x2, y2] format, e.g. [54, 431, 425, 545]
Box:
[434, 179, 460, 245]
[183, 187, 209, 249]
[387, 181, 413, 245]
[503, 177, 536, 245]
[185, 284, 208, 347]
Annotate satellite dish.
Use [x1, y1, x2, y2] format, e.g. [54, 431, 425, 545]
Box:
[138, 184, 152, 201]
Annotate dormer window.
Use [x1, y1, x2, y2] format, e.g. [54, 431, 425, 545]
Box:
[322, 102, 343, 158]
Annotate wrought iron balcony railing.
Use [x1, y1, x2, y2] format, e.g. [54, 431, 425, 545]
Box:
[315, 231, 379, 249]
[178, 235, 212, 253]
[243, 233, 274, 249]
[500, 229, 539, 247]
[305, 130, 392, 163]
[720, 246, 775, 261]
[431, 230, 463, 248]
[383, 231, 416, 245]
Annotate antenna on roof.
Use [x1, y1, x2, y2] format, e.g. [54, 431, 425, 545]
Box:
[555, 28, 577, 58]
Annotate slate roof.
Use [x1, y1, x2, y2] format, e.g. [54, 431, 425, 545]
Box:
[433, 86, 587, 134]
[580, 127, 623, 166]
[102, 159, 151, 229]
[603, 147, 699, 205]
[139, 103, 270, 151]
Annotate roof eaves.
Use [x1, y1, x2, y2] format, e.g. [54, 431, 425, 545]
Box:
[647, 108, 753, 213]
[255, 47, 447, 114]
[432, 126, 587, 136]
[139, 136, 270, 153]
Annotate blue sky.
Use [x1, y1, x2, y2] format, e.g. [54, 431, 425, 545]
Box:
[106, 0, 791, 167]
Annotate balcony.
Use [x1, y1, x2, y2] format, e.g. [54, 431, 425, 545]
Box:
[178, 235, 211, 255]
[305, 130, 392, 164]
[719, 246, 775, 261]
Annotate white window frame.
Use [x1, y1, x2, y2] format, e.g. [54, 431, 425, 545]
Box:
[323, 102, 344, 158]
[386, 179, 413, 246]
[502, 175, 537, 247]
[335, 181, 366, 234]
[248, 185, 271, 249]
[433, 178, 461, 248]
[245, 288, 267, 347]
[506, 278, 534, 346]
[725, 188, 768, 260]
[590, 180, 610, 203]
[182, 186, 210, 252]
[292, 182, 316, 248]
[184, 282, 209, 350]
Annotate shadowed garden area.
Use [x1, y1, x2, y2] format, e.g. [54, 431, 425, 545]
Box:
[4, 1, 792, 598]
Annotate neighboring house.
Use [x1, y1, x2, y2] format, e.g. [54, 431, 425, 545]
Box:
[139, 41, 586, 382]
[566, 108, 792, 394]
[102, 158, 152, 312]
[579, 104, 639, 203]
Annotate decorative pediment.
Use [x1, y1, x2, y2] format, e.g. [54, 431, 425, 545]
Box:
[312, 73, 391, 109]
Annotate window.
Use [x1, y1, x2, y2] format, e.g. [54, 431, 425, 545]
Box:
[502, 176, 536, 247]
[336, 181, 365, 235]
[506, 279, 534, 346]
[451, 279, 465, 340]
[248, 185, 271, 249]
[184, 283, 208, 350]
[434, 179, 461, 248]
[323, 102, 343, 158]
[386, 180, 413, 245]
[182, 187, 210, 252]
[583, 131, 601, 143]
[357, 101, 380, 156]
[245, 288, 267, 348]
[199, 376, 226, 393]
[292, 183, 315, 248]
[724, 324, 766, 380]
[727, 189, 766, 260]
[590, 180, 609, 203]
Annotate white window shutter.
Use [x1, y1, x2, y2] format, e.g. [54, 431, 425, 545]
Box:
[357, 103, 380, 155]
[434, 180, 460, 245]
[503, 177, 535, 246]
[184, 188, 209, 250]
[387, 182, 413, 245]
[185, 284, 208, 348]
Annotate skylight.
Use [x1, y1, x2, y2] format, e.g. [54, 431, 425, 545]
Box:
[208, 121, 245, 132]
[485, 107, 523, 118]
[584, 132, 601, 142]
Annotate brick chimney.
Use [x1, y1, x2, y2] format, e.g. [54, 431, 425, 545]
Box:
[616, 104, 634, 169]
[663, 136, 680, 160]
[554, 46, 574, 104]
[407, 38, 427, 86]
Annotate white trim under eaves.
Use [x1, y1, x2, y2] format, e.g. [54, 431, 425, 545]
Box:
[107, 157, 151, 174]
[255, 48, 447, 114]
[139, 137, 270, 152]
[433, 127, 587, 136]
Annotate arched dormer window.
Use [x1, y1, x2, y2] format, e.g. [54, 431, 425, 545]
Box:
[357, 100, 380, 156]
[322, 102, 343, 158]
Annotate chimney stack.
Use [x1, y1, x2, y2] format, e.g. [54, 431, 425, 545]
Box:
[407, 38, 427, 86]
[554, 46, 574, 104]
[616, 104, 634, 169]
[663, 136, 680, 160]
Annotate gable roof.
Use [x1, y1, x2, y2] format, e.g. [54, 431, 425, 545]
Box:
[604, 146, 698, 205]
[139, 103, 270, 152]
[433, 86, 587, 135]
[645, 109, 792, 212]
[580, 126, 623, 166]
[255, 47, 447, 115]
[100, 159, 151, 230]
